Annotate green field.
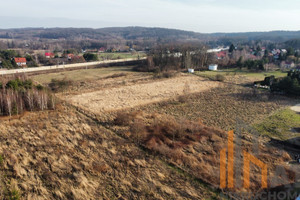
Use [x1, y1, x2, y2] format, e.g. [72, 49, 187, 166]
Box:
[254, 108, 300, 140]
[32, 66, 135, 84]
[97, 52, 146, 61]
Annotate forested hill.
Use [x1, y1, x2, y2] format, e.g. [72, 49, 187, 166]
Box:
[1, 27, 300, 48]
[0, 27, 208, 41]
[0, 27, 299, 41]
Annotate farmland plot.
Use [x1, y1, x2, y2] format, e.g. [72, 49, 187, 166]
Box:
[65, 74, 221, 113]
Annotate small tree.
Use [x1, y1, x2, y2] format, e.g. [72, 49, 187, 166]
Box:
[83, 53, 98, 62]
[229, 44, 235, 53]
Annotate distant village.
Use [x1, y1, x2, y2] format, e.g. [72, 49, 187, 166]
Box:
[0, 43, 299, 72]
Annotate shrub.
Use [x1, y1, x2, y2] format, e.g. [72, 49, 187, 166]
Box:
[114, 111, 132, 126]
[36, 84, 44, 90]
[153, 71, 177, 79]
[214, 74, 225, 82]
[83, 53, 98, 62]
[48, 78, 73, 92]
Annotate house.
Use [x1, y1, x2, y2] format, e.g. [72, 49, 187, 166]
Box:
[281, 49, 287, 54]
[99, 47, 106, 53]
[209, 64, 218, 71]
[188, 69, 194, 73]
[281, 61, 295, 69]
[67, 54, 75, 60]
[271, 49, 281, 59]
[216, 51, 227, 60]
[14, 57, 27, 67]
[295, 66, 300, 71]
[45, 52, 55, 58]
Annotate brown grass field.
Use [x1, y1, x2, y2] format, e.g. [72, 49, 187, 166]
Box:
[0, 66, 299, 199]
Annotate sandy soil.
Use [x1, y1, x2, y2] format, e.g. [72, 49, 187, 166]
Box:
[65, 74, 221, 113]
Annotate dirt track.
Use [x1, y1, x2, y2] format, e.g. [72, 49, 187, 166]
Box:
[66, 75, 221, 113]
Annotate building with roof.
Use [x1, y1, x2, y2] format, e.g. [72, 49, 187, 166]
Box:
[45, 52, 55, 58]
[14, 57, 27, 67]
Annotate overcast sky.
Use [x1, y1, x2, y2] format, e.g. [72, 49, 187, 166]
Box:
[1, 0, 300, 33]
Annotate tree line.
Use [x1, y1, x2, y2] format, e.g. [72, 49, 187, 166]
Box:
[0, 77, 55, 116]
[134, 44, 215, 72]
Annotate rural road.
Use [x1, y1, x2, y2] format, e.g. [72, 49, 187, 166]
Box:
[0, 57, 146, 75]
[291, 104, 300, 112]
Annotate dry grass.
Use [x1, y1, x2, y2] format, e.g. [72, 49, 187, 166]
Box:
[31, 66, 135, 85]
[65, 74, 221, 113]
[112, 111, 297, 192]
[132, 84, 297, 130]
[0, 104, 220, 199]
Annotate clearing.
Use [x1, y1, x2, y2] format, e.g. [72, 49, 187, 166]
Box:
[64, 74, 222, 113]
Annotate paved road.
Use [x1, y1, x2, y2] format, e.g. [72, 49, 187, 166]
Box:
[291, 104, 300, 112]
[0, 57, 146, 75]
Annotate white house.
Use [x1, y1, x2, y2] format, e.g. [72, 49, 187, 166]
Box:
[209, 64, 218, 71]
[188, 68, 194, 73]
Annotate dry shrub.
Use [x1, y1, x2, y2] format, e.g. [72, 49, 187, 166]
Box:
[91, 162, 110, 175]
[105, 73, 127, 79]
[153, 71, 178, 79]
[130, 118, 147, 144]
[48, 77, 73, 92]
[214, 74, 225, 82]
[280, 152, 292, 162]
[114, 111, 141, 126]
[114, 112, 132, 126]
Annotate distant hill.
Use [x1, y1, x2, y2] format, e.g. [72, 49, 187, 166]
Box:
[0, 27, 300, 49]
[210, 31, 300, 43]
[0, 27, 209, 41]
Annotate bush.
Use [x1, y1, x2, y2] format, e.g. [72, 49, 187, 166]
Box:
[48, 78, 73, 92]
[83, 53, 98, 62]
[153, 71, 177, 79]
[271, 71, 300, 96]
[215, 74, 225, 82]
[114, 112, 132, 126]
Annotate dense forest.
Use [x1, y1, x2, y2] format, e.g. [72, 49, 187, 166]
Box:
[1, 27, 300, 50]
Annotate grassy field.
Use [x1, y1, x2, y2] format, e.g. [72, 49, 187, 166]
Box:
[98, 52, 146, 60]
[254, 108, 300, 140]
[195, 68, 287, 81]
[32, 66, 135, 84]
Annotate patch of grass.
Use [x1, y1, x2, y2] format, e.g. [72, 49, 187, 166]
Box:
[8, 188, 20, 200]
[254, 108, 300, 140]
[98, 52, 145, 61]
[195, 69, 287, 81]
[214, 74, 225, 82]
[32, 66, 134, 84]
[0, 155, 4, 167]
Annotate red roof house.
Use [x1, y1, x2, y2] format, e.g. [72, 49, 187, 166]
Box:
[45, 52, 55, 58]
[14, 57, 27, 67]
[67, 54, 75, 60]
[216, 51, 227, 59]
[99, 47, 106, 52]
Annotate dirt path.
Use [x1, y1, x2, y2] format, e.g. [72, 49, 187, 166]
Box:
[65, 75, 221, 113]
[291, 104, 300, 112]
